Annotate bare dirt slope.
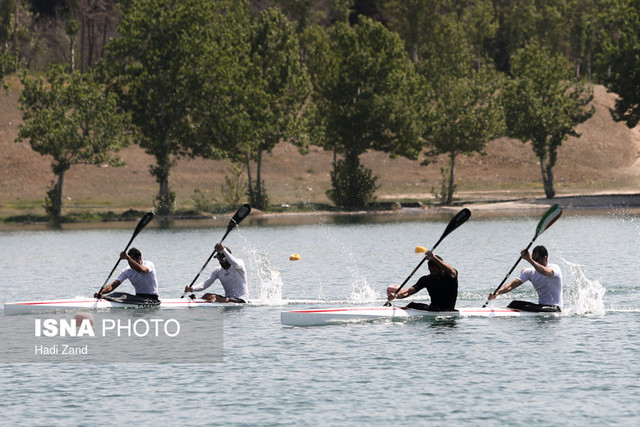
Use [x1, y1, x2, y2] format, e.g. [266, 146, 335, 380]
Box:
[1, 76, 639, 217]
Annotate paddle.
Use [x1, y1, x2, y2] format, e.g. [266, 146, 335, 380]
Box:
[96, 211, 155, 299]
[482, 203, 562, 307]
[182, 204, 251, 298]
[384, 208, 471, 306]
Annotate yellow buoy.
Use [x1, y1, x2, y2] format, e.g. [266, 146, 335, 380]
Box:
[415, 246, 426, 253]
[289, 254, 301, 261]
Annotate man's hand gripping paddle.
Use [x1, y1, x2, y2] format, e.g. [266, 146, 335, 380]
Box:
[482, 203, 562, 308]
[182, 204, 251, 298]
[384, 208, 471, 306]
[96, 211, 155, 300]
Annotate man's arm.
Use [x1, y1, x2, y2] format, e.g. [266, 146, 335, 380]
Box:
[95, 280, 121, 297]
[488, 278, 523, 300]
[388, 286, 417, 301]
[426, 250, 457, 278]
[521, 250, 554, 276]
[121, 251, 149, 274]
[187, 274, 216, 293]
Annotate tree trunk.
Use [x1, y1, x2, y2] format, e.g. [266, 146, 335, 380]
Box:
[446, 152, 457, 205]
[245, 152, 254, 206]
[87, 18, 95, 68]
[151, 151, 174, 215]
[255, 148, 263, 209]
[12, 0, 18, 53]
[55, 169, 65, 220]
[540, 158, 555, 199]
[80, 9, 86, 73]
[69, 37, 75, 72]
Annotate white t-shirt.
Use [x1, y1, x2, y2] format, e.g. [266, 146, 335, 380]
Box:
[192, 249, 248, 300]
[117, 260, 159, 296]
[518, 263, 563, 307]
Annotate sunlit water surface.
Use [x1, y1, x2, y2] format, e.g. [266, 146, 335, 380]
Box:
[1, 212, 639, 425]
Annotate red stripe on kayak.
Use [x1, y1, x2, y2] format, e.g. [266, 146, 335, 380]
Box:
[11, 300, 98, 306]
[287, 307, 521, 314]
[289, 307, 402, 314]
[9, 300, 206, 306]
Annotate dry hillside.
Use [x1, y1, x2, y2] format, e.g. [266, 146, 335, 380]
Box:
[1, 75, 639, 217]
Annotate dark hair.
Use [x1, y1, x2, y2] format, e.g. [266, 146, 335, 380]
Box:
[427, 254, 443, 269]
[128, 247, 142, 259]
[532, 245, 548, 258]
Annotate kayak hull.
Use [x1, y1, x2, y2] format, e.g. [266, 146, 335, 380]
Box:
[3, 298, 253, 315]
[281, 306, 559, 326]
[3, 297, 349, 315]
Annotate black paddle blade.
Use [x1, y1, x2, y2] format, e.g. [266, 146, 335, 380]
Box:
[133, 211, 155, 237]
[432, 208, 471, 250]
[220, 204, 252, 243]
[231, 204, 251, 226]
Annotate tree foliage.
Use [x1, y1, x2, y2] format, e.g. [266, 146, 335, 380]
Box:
[304, 16, 423, 208]
[100, 0, 238, 215]
[17, 65, 130, 220]
[239, 7, 312, 210]
[183, 5, 311, 211]
[0, 51, 18, 89]
[424, 65, 505, 204]
[599, 0, 640, 128]
[502, 41, 594, 199]
[8, 0, 640, 209]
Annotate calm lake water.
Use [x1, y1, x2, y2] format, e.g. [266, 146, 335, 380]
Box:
[1, 211, 639, 425]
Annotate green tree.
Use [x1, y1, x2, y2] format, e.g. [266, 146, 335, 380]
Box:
[459, 0, 498, 70]
[0, 0, 22, 88]
[424, 67, 505, 204]
[184, 6, 311, 211]
[16, 65, 130, 221]
[599, 0, 640, 128]
[275, 0, 319, 33]
[241, 8, 312, 210]
[304, 17, 423, 208]
[0, 51, 18, 89]
[419, 15, 505, 205]
[378, 0, 442, 62]
[100, 0, 235, 216]
[502, 41, 594, 199]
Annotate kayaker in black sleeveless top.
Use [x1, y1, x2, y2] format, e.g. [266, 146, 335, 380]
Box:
[387, 250, 458, 311]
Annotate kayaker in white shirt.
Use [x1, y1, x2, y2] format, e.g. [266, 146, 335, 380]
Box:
[488, 245, 563, 312]
[184, 243, 249, 303]
[94, 247, 159, 299]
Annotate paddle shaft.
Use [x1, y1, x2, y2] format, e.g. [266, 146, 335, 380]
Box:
[183, 204, 251, 297]
[97, 211, 154, 298]
[186, 223, 235, 289]
[386, 208, 471, 305]
[482, 204, 562, 307]
[392, 240, 442, 297]
[482, 240, 536, 307]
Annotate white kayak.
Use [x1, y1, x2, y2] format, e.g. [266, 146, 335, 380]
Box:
[281, 305, 560, 326]
[3, 296, 350, 316]
[2, 297, 254, 315]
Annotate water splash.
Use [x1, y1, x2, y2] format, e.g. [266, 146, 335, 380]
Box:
[563, 259, 606, 316]
[343, 252, 381, 303]
[313, 224, 382, 303]
[246, 247, 283, 304]
[347, 278, 380, 303]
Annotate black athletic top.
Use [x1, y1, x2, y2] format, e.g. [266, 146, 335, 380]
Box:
[412, 271, 458, 311]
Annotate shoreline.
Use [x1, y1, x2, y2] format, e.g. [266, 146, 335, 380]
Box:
[2, 192, 640, 231]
